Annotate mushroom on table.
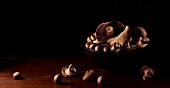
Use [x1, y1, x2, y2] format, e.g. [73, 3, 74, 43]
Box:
[61, 64, 77, 77]
[141, 65, 155, 80]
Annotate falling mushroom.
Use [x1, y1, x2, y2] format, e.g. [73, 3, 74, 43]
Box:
[61, 64, 76, 77]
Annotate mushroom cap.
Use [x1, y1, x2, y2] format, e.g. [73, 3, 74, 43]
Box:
[54, 74, 62, 84]
[61, 65, 76, 77]
[13, 72, 21, 80]
[95, 21, 114, 41]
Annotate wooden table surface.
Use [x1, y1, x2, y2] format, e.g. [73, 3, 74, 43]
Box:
[0, 56, 169, 88]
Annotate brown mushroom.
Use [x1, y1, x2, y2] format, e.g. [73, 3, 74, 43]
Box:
[141, 65, 155, 80]
[85, 33, 97, 49]
[133, 27, 150, 48]
[97, 75, 104, 87]
[136, 37, 150, 48]
[54, 74, 62, 84]
[82, 69, 94, 81]
[96, 21, 125, 41]
[124, 38, 137, 51]
[95, 21, 113, 42]
[61, 64, 76, 77]
[13, 72, 22, 80]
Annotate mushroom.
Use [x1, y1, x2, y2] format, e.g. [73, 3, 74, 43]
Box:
[136, 37, 150, 48]
[133, 27, 150, 48]
[85, 42, 90, 49]
[95, 21, 125, 42]
[94, 45, 100, 52]
[82, 69, 94, 81]
[95, 23, 109, 41]
[13, 72, 22, 80]
[124, 38, 137, 51]
[93, 39, 100, 44]
[101, 44, 110, 52]
[97, 75, 104, 87]
[141, 65, 155, 80]
[61, 64, 76, 77]
[87, 33, 96, 43]
[85, 33, 97, 49]
[107, 26, 131, 53]
[54, 74, 62, 84]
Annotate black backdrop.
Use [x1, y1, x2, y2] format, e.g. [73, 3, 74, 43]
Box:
[0, 1, 167, 57]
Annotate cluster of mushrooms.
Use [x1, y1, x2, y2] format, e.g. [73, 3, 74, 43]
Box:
[85, 20, 150, 53]
[53, 64, 155, 87]
[11, 65, 155, 87]
[53, 64, 107, 87]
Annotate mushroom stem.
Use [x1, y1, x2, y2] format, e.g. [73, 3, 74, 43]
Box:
[61, 64, 76, 77]
[116, 26, 131, 45]
[108, 26, 131, 52]
[68, 64, 73, 70]
[65, 64, 73, 75]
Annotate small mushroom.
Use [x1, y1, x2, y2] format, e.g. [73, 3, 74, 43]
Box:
[85, 42, 91, 49]
[133, 27, 150, 48]
[54, 74, 62, 84]
[141, 66, 155, 80]
[136, 37, 150, 48]
[87, 33, 96, 43]
[82, 69, 94, 81]
[13, 72, 22, 80]
[93, 39, 100, 44]
[89, 44, 95, 50]
[97, 75, 104, 87]
[101, 44, 110, 52]
[94, 45, 100, 52]
[61, 64, 76, 77]
[124, 38, 137, 51]
[85, 33, 97, 49]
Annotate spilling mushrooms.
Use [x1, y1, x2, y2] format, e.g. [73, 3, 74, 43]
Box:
[61, 64, 77, 77]
[141, 65, 155, 80]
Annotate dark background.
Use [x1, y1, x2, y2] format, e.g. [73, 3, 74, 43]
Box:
[0, 1, 167, 57]
[1, 1, 170, 87]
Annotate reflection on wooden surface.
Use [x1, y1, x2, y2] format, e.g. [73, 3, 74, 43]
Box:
[0, 56, 169, 88]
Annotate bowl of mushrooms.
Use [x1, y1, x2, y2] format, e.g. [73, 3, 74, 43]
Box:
[84, 20, 150, 74]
